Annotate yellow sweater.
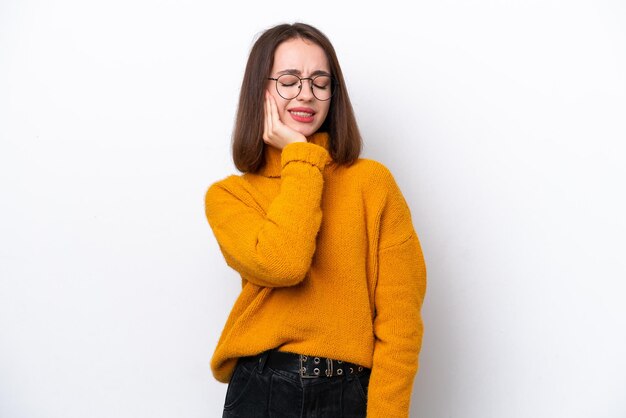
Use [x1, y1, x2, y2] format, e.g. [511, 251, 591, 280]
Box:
[204, 131, 427, 417]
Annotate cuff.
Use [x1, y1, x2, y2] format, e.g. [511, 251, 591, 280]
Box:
[281, 141, 331, 172]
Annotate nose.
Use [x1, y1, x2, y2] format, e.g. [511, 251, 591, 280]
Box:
[297, 78, 315, 101]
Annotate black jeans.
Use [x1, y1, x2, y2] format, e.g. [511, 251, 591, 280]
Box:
[222, 353, 370, 418]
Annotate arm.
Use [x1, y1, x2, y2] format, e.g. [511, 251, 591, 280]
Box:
[367, 167, 428, 418]
[204, 141, 330, 288]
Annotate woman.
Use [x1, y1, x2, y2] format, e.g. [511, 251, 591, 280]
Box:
[204, 22, 427, 418]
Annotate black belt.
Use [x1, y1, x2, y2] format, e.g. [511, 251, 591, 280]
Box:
[241, 349, 370, 379]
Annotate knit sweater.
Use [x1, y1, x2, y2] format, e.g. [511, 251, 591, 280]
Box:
[204, 131, 427, 418]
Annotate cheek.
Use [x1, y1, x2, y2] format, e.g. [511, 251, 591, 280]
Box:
[318, 102, 331, 122]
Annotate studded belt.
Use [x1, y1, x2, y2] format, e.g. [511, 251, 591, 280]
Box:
[255, 349, 369, 379]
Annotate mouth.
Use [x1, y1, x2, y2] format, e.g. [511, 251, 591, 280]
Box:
[288, 107, 316, 123]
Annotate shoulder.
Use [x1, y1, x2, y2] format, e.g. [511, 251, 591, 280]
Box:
[206, 174, 238, 194]
[353, 157, 393, 175]
[204, 174, 269, 222]
[338, 157, 398, 191]
[205, 174, 254, 204]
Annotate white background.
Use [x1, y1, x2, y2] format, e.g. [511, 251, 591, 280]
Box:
[1, 0, 625, 417]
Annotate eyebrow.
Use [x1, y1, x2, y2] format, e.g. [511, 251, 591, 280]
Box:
[276, 69, 331, 77]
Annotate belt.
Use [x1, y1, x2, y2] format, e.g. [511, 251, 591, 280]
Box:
[244, 349, 369, 379]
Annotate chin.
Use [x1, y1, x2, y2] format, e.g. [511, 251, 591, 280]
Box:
[291, 125, 318, 138]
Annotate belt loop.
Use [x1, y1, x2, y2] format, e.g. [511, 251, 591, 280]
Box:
[257, 350, 270, 374]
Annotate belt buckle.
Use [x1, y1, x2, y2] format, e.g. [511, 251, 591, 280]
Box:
[299, 354, 323, 379]
[325, 358, 333, 377]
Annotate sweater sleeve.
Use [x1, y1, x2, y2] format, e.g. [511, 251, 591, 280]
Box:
[204, 141, 330, 288]
[367, 167, 427, 418]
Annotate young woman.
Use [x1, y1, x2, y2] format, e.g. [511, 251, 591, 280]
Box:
[204, 22, 427, 418]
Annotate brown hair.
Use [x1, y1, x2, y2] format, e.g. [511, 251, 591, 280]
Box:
[231, 22, 362, 173]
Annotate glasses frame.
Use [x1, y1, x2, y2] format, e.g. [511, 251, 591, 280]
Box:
[267, 74, 337, 101]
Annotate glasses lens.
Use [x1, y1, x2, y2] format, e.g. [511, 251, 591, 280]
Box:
[312, 75, 333, 101]
[276, 74, 301, 99]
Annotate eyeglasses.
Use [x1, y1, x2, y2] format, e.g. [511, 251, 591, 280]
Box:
[267, 74, 336, 101]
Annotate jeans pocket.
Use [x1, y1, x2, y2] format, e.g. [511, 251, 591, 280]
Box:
[268, 371, 302, 417]
[223, 361, 256, 411]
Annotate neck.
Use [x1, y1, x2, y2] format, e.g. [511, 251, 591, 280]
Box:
[258, 131, 331, 177]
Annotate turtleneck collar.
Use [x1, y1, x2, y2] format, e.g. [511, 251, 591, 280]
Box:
[257, 131, 331, 178]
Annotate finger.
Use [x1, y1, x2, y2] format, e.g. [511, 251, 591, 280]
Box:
[268, 93, 280, 127]
[265, 93, 273, 139]
[263, 93, 269, 142]
[263, 92, 270, 140]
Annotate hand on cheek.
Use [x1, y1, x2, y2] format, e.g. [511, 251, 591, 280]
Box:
[262, 90, 306, 149]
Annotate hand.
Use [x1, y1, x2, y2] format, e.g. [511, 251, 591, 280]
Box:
[263, 90, 307, 149]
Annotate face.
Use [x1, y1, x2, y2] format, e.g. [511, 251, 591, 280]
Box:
[267, 38, 332, 138]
